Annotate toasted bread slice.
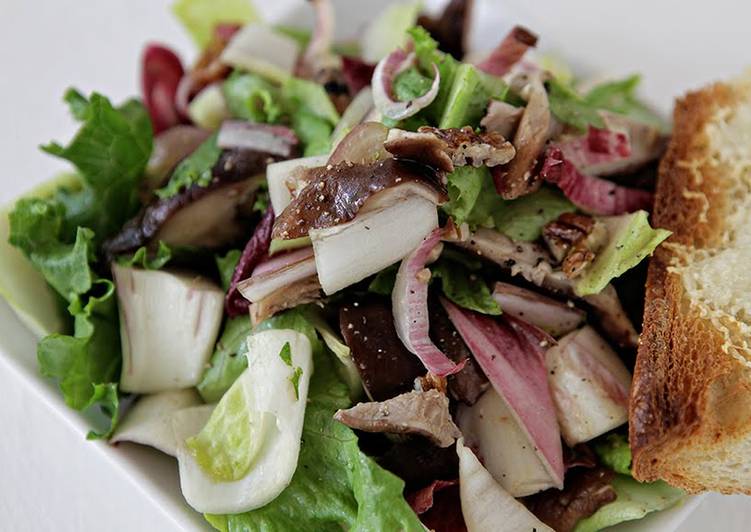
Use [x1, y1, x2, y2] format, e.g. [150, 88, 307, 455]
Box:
[630, 74, 751, 493]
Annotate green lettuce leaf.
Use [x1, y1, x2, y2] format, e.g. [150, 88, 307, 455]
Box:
[282, 78, 340, 127]
[156, 132, 221, 199]
[197, 317, 251, 403]
[432, 249, 501, 315]
[215, 249, 242, 291]
[574, 476, 684, 532]
[443, 166, 504, 228]
[393, 67, 433, 102]
[584, 75, 666, 131]
[223, 71, 283, 123]
[37, 279, 121, 439]
[292, 110, 334, 156]
[408, 26, 459, 125]
[547, 78, 606, 132]
[361, 1, 421, 63]
[117, 241, 172, 270]
[41, 91, 152, 238]
[575, 210, 671, 296]
[368, 264, 399, 295]
[205, 311, 422, 532]
[173, 0, 259, 48]
[439, 63, 506, 129]
[493, 187, 576, 242]
[593, 433, 632, 475]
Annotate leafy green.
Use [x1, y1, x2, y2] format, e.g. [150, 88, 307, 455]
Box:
[493, 187, 576, 242]
[215, 249, 242, 292]
[575, 210, 671, 296]
[156, 132, 221, 199]
[37, 280, 121, 439]
[443, 166, 504, 228]
[205, 310, 422, 532]
[439, 63, 505, 129]
[289, 366, 303, 399]
[278, 341, 292, 366]
[223, 71, 283, 123]
[408, 26, 459, 124]
[393, 67, 433, 102]
[574, 476, 684, 532]
[197, 317, 251, 403]
[368, 264, 399, 295]
[282, 78, 340, 127]
[292, 110, 334, 156]
[432, 252, 501, 315]
[594, 433, 632, 475]
[584, 75, 666, 131]
[117, 241, 172, 270]
[172, 0, 258, 48]
[252, 180, 269, 213]
[547, 77, 606, 132]
[187, 381, 265, 482]
[41, 91, 152, 238]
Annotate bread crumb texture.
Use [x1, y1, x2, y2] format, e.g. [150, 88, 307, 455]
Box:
[630, 72, 751, 494]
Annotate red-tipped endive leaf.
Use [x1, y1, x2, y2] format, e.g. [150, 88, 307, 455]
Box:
[225, 207, 275, 317]
[441, 298, 564, 486]
[372, 48, 440, 121]
[540, 147, 653, 215]
[476, 25, 538, 77]
[392, 229, 467, 377]
[555, 126, 631, 175]
[342, 56, 376, 94]
[141, 44, 185, 134]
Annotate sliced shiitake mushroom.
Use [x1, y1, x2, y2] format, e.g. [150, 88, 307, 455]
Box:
[272, 158, 447, 240]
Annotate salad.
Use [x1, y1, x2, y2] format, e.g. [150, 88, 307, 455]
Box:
[3, 0, 686, 530]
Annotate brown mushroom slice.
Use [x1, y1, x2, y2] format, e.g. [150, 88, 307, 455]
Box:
[492, 76, 551, 199]
[481, 100, 524, 139]
[339, 298, 424, 401]
[104, 149, 283, 259]
[384, 126, 515, 173]
[334, 389, 461, 448]
[144, 126, 210, 192]
[272, 158, 446, 240]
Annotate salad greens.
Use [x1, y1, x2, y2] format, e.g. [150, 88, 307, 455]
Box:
[156, 132, 221, 199]
[3, 2, 681, 530]
[206, 310, 423, 532]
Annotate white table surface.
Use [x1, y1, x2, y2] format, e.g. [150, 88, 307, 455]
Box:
[1, 0, 750, 530]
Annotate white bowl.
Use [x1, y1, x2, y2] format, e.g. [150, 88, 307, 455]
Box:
[4, 0, 749, 529]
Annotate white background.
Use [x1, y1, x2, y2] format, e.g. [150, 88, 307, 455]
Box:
[1, 0, 750, 530]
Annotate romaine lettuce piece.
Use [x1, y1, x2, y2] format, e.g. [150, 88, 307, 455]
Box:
[443, 165, 505, 228]
[393, 67, 433, 102]
[408, 26, 459, 124]
[197, 317, 251, 403]
[432, 251, 501, 315]
[223, 71, 283, 123]
[575, 210, 671, 296]
[117, 241, 172, 270]
[494, 187, 576, 242]
[173, 0, 258, 48]
[215, 248, 242, 291]
[360, 1, 421, 63]
[547, 78, 606, 132]
[204, 310, 423, 531]
[282, 77, 340, 127]
[593, 433, 632, 475]
[439, 63, 501, 129]
[585, 75, 667, 131]
[574, 476, 684, 532]
[156, 132, 221, 199]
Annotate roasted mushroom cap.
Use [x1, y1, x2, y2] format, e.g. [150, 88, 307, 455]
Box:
[492, 76, 551, 199]
[272, 158, 447, 240]
[104, 148, 284, 259]
[339, 298, 424, 401]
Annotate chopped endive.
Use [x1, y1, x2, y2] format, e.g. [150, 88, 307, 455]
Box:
[186, 384, 272, 481]
[174, 329, 313, 514]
